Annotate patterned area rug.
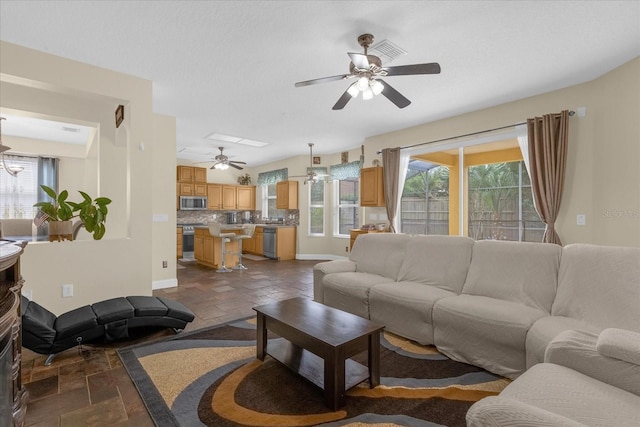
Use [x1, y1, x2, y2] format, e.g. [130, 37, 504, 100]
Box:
[118, 317, 508, 426]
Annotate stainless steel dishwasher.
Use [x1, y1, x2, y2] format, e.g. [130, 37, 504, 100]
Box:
[263, 227, 277, 259]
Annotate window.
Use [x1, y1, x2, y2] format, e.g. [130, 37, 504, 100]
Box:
[401, 165, 449, 235]
[0, 155, 39, 219]
[262, 183, 279, 219]
[309, 179, 324, 235]
[399, 138, 544, 242]
[334, 178, 359, 236]
[468, 161, 544, 242]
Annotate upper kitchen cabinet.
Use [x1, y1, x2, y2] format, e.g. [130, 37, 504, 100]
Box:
[360, 166, 385, 207]
[276, 181, 298, 209]
[222, 185, 237, 210]
[193, 167, 207, 183]
[207, 184, 222, 209]
[177, 166, 207, 183]
[236, 186, 255, 210]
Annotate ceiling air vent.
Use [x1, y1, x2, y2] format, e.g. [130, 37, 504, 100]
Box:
[369, 39, 407, 64]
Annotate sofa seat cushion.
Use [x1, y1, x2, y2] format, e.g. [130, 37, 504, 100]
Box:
[396, 235, 474, 294]
[433, 295, 548, 379]
[322, 272, 395, 319]
[369, 281, 457, 345]
[54, 305, 99, 340]
[91, 297, 134, 325]
[500, 363, 640, 426]
[157, 297, 195, 322]
[525, 315, 600, 369]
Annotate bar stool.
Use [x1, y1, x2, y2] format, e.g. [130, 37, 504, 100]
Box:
[230, 224, 256, 270]
[208, 222, 236, 273]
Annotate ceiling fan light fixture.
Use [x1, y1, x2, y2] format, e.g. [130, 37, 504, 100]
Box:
[362, 87, 374, 100]
[356, 76, 369, 91]
[370, 79, 384, 96]
[214, 162, 229, 170]
[347, 83, 360, 98]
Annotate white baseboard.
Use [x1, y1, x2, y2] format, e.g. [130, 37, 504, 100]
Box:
[295, 254, 348, 261]
[152, 278, 178, 290]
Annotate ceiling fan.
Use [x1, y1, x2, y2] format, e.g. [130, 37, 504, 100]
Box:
[201, 147, 247, 170]
[290, 143, 330, 184]
[295, 33, 440, 110]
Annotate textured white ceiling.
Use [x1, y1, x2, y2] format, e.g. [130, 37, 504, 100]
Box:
[1, 1, 639, 167]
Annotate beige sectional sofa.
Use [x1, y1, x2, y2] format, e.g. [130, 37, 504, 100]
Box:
[313, 233, 640, 426]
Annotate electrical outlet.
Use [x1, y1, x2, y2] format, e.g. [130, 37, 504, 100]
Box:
[162, 260, 168, 268]
[576, 214, 586, 226]
[62, 284, 73, 298]
[345, 246, 349, 252]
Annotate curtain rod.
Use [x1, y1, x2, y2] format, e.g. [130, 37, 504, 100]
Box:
[376, 110, 575, 154]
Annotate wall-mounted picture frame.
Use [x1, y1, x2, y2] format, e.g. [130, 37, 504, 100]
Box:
[341, 151, 349, 164]
[115, 104, 124, 128]
[313, 156, 321, 165]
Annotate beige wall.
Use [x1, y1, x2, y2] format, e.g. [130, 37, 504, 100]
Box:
[0, 41, 176, 314]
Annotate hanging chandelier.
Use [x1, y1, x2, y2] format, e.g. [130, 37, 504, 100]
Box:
[0, 117, 23, 177]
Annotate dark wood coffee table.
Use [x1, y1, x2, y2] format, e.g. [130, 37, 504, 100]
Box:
[253, 297, 384, 410]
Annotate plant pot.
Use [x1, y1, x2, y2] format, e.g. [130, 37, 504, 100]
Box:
[48, 220, 73, 242]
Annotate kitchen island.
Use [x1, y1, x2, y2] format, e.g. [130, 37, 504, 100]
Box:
[192, 224, 297, 267]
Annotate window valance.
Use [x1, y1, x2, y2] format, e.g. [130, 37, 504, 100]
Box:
[330, 160, 362, 180]
[307, 166, 328, 176]
[257, 168, 288, 185]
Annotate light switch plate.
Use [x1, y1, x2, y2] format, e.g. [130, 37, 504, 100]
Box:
[576, 214, 586, 226]
[62, 284, 73, 298]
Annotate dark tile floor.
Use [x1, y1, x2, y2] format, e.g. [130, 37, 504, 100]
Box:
[21, 257, 320, 426]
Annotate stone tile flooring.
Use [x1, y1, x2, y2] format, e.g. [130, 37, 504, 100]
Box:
[21, 258, 320, 426]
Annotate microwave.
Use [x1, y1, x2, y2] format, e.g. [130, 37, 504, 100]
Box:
[179, 196, 208, 210]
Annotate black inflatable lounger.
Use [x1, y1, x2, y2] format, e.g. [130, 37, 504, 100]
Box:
[21, 295, 195, 365]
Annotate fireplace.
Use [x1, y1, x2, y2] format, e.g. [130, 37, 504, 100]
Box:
[0, 241, 28, 426]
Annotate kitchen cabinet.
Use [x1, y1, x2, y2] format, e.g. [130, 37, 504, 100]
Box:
[177, 227, 183, 259]
[194, 228, 239, 269]
[236, 186, 255, 210]
[222, 185, 237, 209]
[177, 166, 207, 183]
[360, 166, 385, 207]
[276, 180, 298, 209]
[207, 184, 222, 209]
[275, 226, 296, 260]
[194, 167, 207, 183]
[178, 182, 194, 196]
[254, 226, 264, 256]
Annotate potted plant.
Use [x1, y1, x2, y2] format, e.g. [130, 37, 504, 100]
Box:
[33, 185, 112, 241]
[237, 173, 251, 185]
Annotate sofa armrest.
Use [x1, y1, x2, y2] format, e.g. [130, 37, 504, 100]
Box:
[466, 396, 586, 427]
[545, 329, 640, 396]
[596, 328, 640, 366]
[313, 259, 356, 303]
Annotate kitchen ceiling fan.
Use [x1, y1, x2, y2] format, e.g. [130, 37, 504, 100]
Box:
[290, 143, 331, 184]
[201, 147, 247, 170]
[295, 33, 440, 110]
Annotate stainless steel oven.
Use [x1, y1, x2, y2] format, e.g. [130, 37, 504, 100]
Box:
[180, 224, 200, 261]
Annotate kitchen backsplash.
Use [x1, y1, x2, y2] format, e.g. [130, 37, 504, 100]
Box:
[177, 210, 299, 226]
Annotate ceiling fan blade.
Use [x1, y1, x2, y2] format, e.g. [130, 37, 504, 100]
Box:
[348, 52, 370, 70]
[379, 80, 411, 109]
[295, 74, 351, 87]
[229, 163, 244, 170]
[383, 62, 441, 76]
[230, 161, 247, 165]
[332, 89, 353, 110]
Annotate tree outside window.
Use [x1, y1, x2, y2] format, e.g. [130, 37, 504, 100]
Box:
[401, 166, 449, 235]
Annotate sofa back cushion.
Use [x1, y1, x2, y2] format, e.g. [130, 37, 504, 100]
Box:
[552, 244, 640, 330]
[350, 233, 411, 280]
[462, 240, 562, 312]
[397, 235, 474, 293]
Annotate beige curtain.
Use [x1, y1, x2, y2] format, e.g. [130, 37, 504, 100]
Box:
[381, 147, 400, 233]
[527, 110, 569, 245]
